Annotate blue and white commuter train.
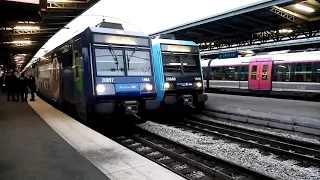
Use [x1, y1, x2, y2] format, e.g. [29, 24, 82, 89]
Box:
[25, 22, 159, 122]
[152, 37, 208, 108]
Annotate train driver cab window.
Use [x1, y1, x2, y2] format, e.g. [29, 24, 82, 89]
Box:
[251, 65, 257, 80]
[125, 50, 152, 76]
[95, 48, 125, 76]
[295, 63, 312, 82]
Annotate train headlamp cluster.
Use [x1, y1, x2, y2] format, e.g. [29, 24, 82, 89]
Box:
[164, 82, 170, 89]
[140, 83, 153, 91]
[145, 83, 153, 91]
[96, 84, 105, 94]
[96, 84, 115, 95]
[196, 82, 202, 88]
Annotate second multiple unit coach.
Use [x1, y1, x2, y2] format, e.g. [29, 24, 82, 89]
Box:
[152, 37, 208, 108]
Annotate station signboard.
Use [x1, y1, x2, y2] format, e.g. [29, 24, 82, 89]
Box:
[218, 51, 238, 59]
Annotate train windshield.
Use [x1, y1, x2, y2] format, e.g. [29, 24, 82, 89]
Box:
[95, 48, 152, 76]
[125, 50, 152, 76]
[162, 53, 201, 76]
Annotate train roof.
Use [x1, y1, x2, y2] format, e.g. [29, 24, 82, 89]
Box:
[202, 50, 320, 67]
[88, 27, 150, 37]
[151, 38, 198, 46]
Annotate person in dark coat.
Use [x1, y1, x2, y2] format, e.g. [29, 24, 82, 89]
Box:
[29, 75, 36, 101]
[18, 73, 29, 102]
[5, 71, 17, 101]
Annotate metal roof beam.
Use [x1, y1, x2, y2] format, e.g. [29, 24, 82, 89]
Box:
[199, 25, 320, 55]
[270, 6, 320, 22]
[150, 0, 293, 36]
[214, 21, 249, 32]
[0, 28, 59, 35]
[192, 27, 226, 36]
[240, 14, 276, 28]
[200, 36, 320, 56]
[47, 2, 87, 9]
[270, 6, 306, 22]
[42, 15, 77, 19]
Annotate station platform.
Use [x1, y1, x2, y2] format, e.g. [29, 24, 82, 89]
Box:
[205, 93, 320, 135]
[0, 94, 185, 180]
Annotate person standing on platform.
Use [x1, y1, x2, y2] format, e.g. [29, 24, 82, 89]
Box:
[18, 73, 29, 102]
[6, 71, 17, 101]
[28, 75, 36, 101]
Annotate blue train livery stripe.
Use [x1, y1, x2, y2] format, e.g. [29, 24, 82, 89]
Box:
[178, 40, 198, 46]
[115, 84, 140, 92]
[152, 43, 165, 101]
[95, 76, 154, 84]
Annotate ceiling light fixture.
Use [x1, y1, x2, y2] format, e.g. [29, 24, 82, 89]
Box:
[14, 26, 40, 30]
[294, 4, 315, 13]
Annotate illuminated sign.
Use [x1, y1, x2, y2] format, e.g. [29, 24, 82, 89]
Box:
[218, 51, 238, 59]
[161, 44, 199, 53]
[6, 0, 39, 4]
[94, 34, 150, 47]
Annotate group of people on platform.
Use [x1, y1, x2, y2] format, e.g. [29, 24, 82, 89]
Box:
[0, 70, 36, 102]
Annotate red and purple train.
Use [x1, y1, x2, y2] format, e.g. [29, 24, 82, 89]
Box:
[201, 50, 320, 98]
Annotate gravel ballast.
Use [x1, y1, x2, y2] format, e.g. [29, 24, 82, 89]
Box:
[195, 114, 320, 145]
[138, 121, 320, 180]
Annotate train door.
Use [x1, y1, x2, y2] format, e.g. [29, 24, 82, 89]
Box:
[248, 58, 272, 90]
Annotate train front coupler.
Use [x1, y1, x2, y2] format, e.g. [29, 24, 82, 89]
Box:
[123, 101, 139, 114]
[179, 94, 194, 106]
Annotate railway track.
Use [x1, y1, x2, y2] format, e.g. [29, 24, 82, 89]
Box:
[192, 113, 320, 150]
[180, 116, 320, 166]
[115, 128, 275, 180]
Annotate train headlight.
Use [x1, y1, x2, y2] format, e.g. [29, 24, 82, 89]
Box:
[145, 83, 153, 91]
[164, 82, 170, 89]
[140, 83, 154, 92]
[196, 82, 202, 88]
[96, 84, 115, 95]
[96, 84, 106, 94]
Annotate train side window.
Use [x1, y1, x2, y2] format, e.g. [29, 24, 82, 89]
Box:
[211, 67, 222, 80]
[262, 65, 268, 80]
[221, 66, 236, 81]
[240, 66, 248, 81]
[74, 50, 80, 78]
[317, 63, 320, 82]
[251, 65, 257, 80]
[295, 63, 312, 82]
[202, 67, 209, 80]
[273, 64, 292, 82]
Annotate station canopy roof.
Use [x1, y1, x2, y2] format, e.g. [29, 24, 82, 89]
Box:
[0, 0, 99, 69]
[150, 0, 320, 55]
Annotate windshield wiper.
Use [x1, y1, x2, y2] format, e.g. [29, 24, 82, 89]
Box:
[107, 44, 119, 72]
[127, 46, 138, 70]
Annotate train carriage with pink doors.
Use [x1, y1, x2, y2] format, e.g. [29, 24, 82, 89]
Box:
[201, 50, 320, 98]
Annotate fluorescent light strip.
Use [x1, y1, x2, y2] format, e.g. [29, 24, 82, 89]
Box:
[294, 4, 315, 13]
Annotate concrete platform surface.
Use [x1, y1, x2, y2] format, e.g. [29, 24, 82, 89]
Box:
[206, 93, 320, 120]
[0, 95, 109, 180]
[28, 96, 186, 180]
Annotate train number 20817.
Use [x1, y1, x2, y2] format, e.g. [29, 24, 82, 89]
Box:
[101, 78, 114, 83]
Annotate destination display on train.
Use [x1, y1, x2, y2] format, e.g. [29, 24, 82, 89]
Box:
[6, 0, 39, 4]
[94, 34, 150, 47]
[161, 44, 199, 53]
